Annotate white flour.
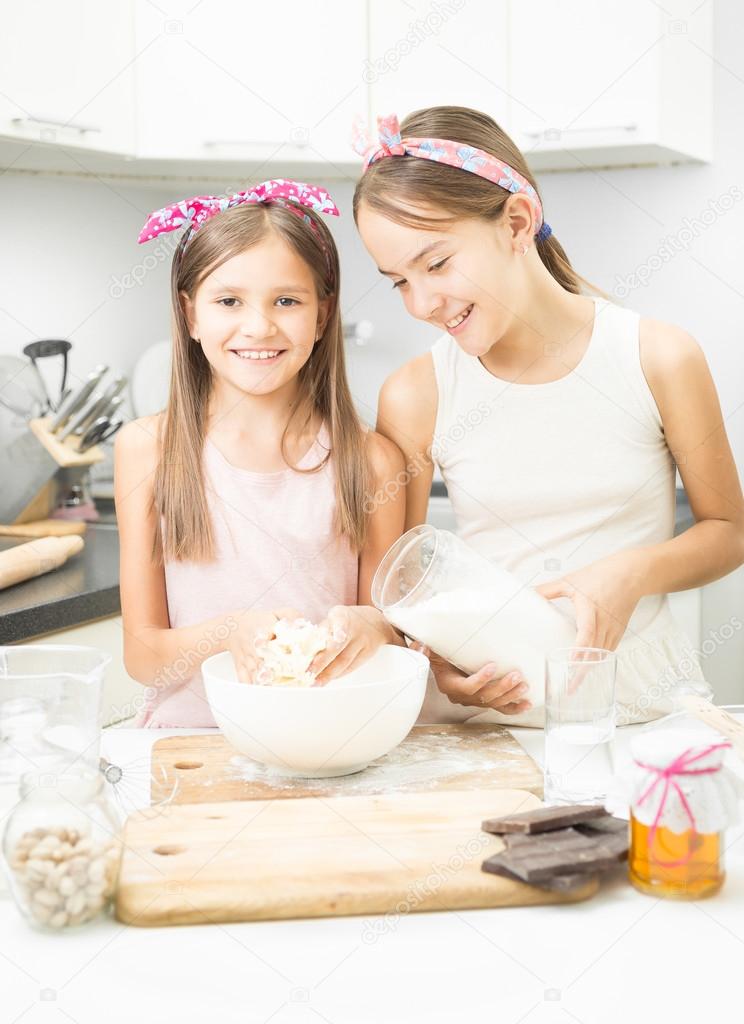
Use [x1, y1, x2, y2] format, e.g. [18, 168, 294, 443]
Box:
[388, 586, 575, 707]
[227, 729, 537, 796]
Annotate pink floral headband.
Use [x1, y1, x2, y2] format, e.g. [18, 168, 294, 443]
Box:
[353, 114, 551, 242]
[137, 179, 340, 262]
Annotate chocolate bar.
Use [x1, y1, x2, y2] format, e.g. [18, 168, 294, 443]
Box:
[482, 854, 592, 893]
[481, 809, 629, 890]
[490, 836, 626, 883]
[574, 815, 629, 836]
[502, 827, 592, 850]
[482, 804, 607, 835]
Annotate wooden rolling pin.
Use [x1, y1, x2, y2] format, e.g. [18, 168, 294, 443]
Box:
[0, 535, 84, 591]
[0, 519, 87, 539]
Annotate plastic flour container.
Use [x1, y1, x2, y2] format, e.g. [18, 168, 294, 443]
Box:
[371, 525, 576, 708]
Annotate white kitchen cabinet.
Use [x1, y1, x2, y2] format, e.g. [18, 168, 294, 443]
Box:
[0, 0, 136, 156]
[368, 0, 511, 134]
[0, 0, 713, 179]
[509, 0, 712, 169]
[133, 0, 367, 168]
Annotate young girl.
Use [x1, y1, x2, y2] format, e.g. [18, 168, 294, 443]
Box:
[353, 108, 744, 727]
[115, 179, 405, 727]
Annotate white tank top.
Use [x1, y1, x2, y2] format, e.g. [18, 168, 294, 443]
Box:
[426, 295, 708, 727]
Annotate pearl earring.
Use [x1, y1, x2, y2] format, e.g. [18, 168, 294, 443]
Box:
[521, 244, 529, 256]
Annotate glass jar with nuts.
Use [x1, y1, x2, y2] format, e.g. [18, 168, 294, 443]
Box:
[1, 771, 122, 930]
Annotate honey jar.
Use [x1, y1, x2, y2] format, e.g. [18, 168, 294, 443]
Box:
[628, 725, 739, 900]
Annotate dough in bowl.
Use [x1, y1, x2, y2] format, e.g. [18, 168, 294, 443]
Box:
[254, 617, 332, 687]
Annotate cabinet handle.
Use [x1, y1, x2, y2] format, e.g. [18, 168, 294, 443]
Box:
[524, 123, 638, 139]
[12, 115, 100, 134]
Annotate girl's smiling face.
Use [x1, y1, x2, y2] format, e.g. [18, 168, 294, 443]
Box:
[356, 200, 529, 357]
[182, 230, 329, 398]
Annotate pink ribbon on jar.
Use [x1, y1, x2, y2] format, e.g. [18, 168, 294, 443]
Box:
[633, 741, 731, 867]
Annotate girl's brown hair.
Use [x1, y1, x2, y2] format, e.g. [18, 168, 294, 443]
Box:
[153, 203, 370, 562]
[353, 105, 602, 296]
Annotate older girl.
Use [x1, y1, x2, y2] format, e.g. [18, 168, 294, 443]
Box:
[353, 108, 744, 726]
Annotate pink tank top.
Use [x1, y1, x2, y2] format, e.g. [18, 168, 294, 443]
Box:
[135, 423, 359, 727]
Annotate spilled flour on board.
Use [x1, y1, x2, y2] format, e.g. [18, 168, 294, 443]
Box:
[226, 730, 534, 795]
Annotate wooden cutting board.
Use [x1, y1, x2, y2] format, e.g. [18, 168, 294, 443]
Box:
[115, 787, 598, 926]
[150, 724, 544, 804]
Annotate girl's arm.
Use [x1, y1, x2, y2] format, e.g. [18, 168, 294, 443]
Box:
[375, 353, 438, 530]
[356, 431, 408, 604]
[537, 320, 744, 651]
[372, 355, 532, 715]
[638, 319, 744, 587]
[311, 430, 408, 682]
[114, 418, 280, 685]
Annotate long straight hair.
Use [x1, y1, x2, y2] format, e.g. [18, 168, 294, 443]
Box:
[353, 106, 603, 296]
[153, 203, 370, 562]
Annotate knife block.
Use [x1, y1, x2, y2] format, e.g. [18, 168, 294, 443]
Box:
[10, 419, 105, 524]
[29, 418, 105, 469]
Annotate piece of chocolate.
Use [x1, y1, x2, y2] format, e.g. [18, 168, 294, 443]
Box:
[502, 827, 590, 850]
[481, 808, 629, 892]
[482, 803, 607, 835]
[505, 837, 627, 882]
[482, 854, 591, 893]
[580, 831, 628, 862]
[574, 815, 629, 836]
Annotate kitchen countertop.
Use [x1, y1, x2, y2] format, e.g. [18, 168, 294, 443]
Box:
[1, 721, 741, 1022]
[0, 523, 119, 644]
[0, 489, 695, 645]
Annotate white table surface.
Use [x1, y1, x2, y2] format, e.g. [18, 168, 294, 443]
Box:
[2, 723, 742, 1024]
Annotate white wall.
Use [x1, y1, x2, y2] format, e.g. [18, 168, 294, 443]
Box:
[0, 1, 742, 472]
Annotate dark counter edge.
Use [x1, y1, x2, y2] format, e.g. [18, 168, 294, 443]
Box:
[433, 481, 695, 534]
[0, 520, 120, 646]
[0, 584, 120, 646]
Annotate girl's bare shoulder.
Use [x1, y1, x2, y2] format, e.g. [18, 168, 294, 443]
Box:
[638, 317, 709, 396]
[377, 353, 437, 450]
[365, 429, 406, 483]
[639, 317, 705, 366]
[115, 413, 164, 467]
[381, 352, 436, 402]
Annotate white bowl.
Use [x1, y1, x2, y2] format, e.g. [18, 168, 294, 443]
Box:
[203, 644, 429, 778]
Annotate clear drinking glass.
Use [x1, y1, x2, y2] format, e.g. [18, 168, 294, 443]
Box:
[544, 647, 617, 805]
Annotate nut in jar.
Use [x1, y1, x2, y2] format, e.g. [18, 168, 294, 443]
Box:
[1, 771, 123, 930]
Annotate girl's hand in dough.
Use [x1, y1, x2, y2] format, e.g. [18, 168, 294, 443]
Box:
[310, 605, 401, 684]
[227, 607, 302, 683]
[411, 643, 532, 715]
